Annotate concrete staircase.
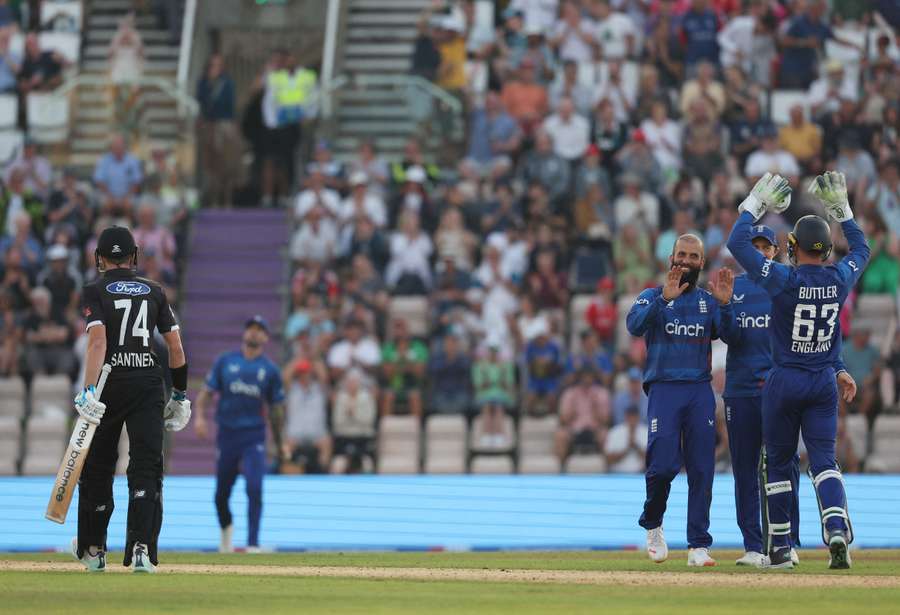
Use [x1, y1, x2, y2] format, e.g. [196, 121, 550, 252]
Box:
[70, 0, 183, 167]
[332, 0, 459, 162]
[170, 209, 289, 474]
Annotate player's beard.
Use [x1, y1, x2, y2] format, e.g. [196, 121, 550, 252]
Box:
[676, 264, 701, 290]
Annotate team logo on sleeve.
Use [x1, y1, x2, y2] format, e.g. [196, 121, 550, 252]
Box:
[106, 281, 151, 296]
[848, 260, 858, 272]
[732, 294, 745, 303]
[258, 368, 266, 382]
[635, 298, 649, 305]
[229, 363, 240, 374]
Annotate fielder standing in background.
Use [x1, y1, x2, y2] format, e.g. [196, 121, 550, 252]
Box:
[626, 234, 735, 567]
[727, 171, 870, 569]
[73, 226, 191, 573]
[719, 223, 857, 568]
[194, 316, 286, 553]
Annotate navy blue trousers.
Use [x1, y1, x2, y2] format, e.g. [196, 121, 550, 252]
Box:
[762, 367, 848, 548]
[215, 425, 267, 547]
[639, 382, 716, 549]
[724, 396, 800, 553]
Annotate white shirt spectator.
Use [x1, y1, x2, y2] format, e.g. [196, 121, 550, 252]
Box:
[593, 11, 639, 60]
[327, 337, 382, 371]
[332, 388, 377, 438]
[551, 18, 597, 63]
[592, 67, 637, 123]
[386, 231, 433, 288]
[286, 380, 328, 442]
[542, 112, 590, 160]
[744, 149, 800, 179]
[605, 420, 648, 473]
[807, 75, 858, 117]
[294, 187, 341, 220]
[4, 153, 53, 198]
[614, 191, 660, 230]
[289, 218, 338, 263]
[339, 193, 387, 228]
[510, 0, 559, 33]
[483, 284, 519, 352]
[717, 15, 755, 73]
[639, 118, 682, 172]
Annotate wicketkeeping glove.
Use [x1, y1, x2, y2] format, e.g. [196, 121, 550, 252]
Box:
[738, 172, 793, 221]
[74, 385, 106, 425]
[807, 170, 852, 222]
[164, 390, 191, 432]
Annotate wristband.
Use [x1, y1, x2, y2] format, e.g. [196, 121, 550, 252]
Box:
[170, 363, 188, 392]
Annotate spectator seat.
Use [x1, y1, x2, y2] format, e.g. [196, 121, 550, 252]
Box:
[770, 90, 807, 125]
[38, 31, 81, 64]
[470, 455, 514, 474]
[377, 415, 420, 474]
[565, 453, 607, 474]
[27, 93, 70, 143]
[0, 377, 26, 419]
[0, 415, 20, 475]
[423, 414, 466, 474]
[518, 415, 561, 474]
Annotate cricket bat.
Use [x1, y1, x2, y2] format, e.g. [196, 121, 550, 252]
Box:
[45, 364, 112, 524]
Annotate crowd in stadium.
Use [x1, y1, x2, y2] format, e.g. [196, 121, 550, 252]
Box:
[274, 0, 900, 473]
[2, 0, 899, 475]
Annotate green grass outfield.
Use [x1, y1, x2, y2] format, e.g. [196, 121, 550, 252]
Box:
[2, 550, 899, 614]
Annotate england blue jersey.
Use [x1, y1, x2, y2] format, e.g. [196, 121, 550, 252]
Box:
[205, 350, 285, 430]
[721, 273, 851, 398]
[726, 211, 870, 371]
[626, 286, 734, 392]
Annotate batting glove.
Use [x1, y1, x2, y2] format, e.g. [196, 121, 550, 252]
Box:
[74, 385, 106, 425]
[808, 170, 852, 222]
[738, 172, 793, 221]
[164, 390, 191, 432]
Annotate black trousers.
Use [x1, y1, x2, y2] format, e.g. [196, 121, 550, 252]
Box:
[77, 368, 165, 565]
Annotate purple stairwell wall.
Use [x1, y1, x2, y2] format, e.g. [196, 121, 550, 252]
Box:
[169, 209, 289, 474]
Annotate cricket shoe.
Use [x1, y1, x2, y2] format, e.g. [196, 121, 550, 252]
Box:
[132, 543, 156, 573]
[790, 548, 800, 566]
[219, 524, 234, 553]
[646, 526, 667, 563]
[735, 551, 767, 568]
[767, 546, 794, 570]
[245, 546, 262, 554]
[687, 548, 716, 567]
[71, 537, 105, 573]
[828, 529, 852, 570]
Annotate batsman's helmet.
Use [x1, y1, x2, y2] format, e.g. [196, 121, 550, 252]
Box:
[787, 215, 832, 265]
[95, 226, 138, 271]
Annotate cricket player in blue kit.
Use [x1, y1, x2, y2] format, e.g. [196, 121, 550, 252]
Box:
[727, 171, 870, 570]
[627, 234, 736, 567]
[720, 224, 857, 568]
[193, 316, 286, 553]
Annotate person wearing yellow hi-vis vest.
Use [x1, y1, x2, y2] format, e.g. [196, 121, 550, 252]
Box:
[268, 64, 317, 127]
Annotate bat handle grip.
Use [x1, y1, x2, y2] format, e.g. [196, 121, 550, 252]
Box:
[95, 363, 112, 397]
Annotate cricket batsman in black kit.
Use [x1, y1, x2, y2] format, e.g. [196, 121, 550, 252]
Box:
[72, 226, 191, 573]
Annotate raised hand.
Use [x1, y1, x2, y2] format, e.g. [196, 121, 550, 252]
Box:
[739, 172, 793, 221]
[707, 268, 734, 304]
[662, 266, 689, 302]
[808, 170, 853, 222]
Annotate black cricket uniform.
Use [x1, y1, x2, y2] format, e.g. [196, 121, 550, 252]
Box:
[77, 268, 179, 566]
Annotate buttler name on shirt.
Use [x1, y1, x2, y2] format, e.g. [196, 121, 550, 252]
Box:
[798, 285, 838, 300]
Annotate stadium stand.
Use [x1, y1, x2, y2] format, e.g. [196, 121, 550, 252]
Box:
[2, 0, 898, 482]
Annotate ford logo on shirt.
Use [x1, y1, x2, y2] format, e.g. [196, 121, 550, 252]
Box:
[106, 281, 151, 296]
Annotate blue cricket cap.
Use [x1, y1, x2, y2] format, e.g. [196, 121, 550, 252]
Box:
[245, 315, 270, 333]
[750, 224, 777, 247]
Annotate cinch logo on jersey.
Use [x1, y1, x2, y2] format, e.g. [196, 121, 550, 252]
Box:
[106, 281, 151, 296]
[737, 312, 770, 328]
[229, 379, 262, 397]
[665, 319, 705, 337]
[110, 351, 155, 367]
[760, 259, 773, 278]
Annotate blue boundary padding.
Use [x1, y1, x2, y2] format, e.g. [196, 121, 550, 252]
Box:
[1, 474, 899, 552]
